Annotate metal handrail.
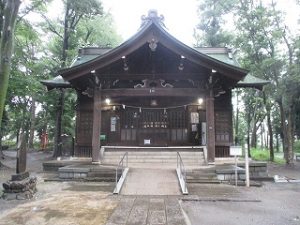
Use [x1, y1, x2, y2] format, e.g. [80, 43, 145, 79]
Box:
[115, 152, 128, 189]
[177, 152, 187, 194]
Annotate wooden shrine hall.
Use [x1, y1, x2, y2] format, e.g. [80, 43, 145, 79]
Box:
[42, 10, 268, 164]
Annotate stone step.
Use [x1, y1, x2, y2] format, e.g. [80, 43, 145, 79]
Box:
[104, 151, 204, 159]
[103, 151, 205, 168]
[104, 154, 203, 159]
[87, 171, 121, 178]
[103, 159, 204, 164]
[104, 151, 203, 156]
[187, 179, 221, 184]
[45, 177, 117, 182]
[104, 146, 204, 152]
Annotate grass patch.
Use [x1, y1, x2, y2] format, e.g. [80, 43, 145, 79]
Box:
[274, 157, 285, 164]
[250, 148, 285, 164]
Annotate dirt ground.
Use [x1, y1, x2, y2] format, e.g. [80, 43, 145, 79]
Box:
[0, 150, 300, 225]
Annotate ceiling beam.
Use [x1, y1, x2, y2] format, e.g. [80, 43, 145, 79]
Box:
[98, 72, 207, 80]
[101, 88, 205, 97]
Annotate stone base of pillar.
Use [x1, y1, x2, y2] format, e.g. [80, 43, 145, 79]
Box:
[2, 173, 37, 200]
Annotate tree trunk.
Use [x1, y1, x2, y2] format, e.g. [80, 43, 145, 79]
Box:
[62, 0, 70, 68]
[250, 122, 258, 148]
[234, 89, 240, 145]
[28, 98, 36, 149]
[53, 89, 65, 158]
[52, 1, 70, 158]
[247, 113, 251, 157]
[267, 115, 274, 161]
[276, 134, 279, 152]
[263, 91, 274, 161]
[286, 110, 294, 165]
[260, 124, 264, 149]
[278, 101, 288, 160]
[0, 0, 21, 129]
[0, 129, 4, 159]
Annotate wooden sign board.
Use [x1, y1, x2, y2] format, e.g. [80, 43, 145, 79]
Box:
[230, 146, 242, 156]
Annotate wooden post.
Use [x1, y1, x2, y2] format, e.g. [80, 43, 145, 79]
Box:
[92, 87, 102, 163]
[206, 89, 215, 163]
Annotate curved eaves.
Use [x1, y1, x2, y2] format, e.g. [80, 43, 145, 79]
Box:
[60, 19, 249, 81]
[59, 21, 155, 81]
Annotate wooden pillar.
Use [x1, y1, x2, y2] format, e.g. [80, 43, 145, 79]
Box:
[206, 89, 215, 163]
[92, 87, 102, 162]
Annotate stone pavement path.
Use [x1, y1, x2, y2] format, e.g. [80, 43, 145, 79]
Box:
[121, 168, 181, 195]
[106, 197, 187, 225]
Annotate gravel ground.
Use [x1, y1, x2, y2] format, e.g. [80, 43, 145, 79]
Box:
[0, 150, 300, 225]
[182, 182, 300, 225]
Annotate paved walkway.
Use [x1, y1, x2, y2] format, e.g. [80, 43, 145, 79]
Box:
[121, 168, 181, 195]
[106, 197, 187, 225]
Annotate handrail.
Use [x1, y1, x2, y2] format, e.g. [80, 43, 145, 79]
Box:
[115, 152, 128, 190]
[177, 152, 188, 194]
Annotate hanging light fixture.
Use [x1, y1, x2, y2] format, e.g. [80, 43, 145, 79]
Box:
[150, 99, 158, 106]
[178, 55, 185, 71]
[105, 98, 111, 105]
[198, 98, 204, 105]
[122, 56, 129, 71]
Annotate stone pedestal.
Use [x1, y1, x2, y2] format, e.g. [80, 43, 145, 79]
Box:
[2, 172, 37, 200]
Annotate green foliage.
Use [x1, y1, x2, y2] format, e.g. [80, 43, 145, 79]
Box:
[0, 0, 21, 129]
[251, 148, 270, 161]
[1, 0, 121, 151]
[194, 0, 237, 47]
[251, 148, 285, 164]
[294, 140, 300, 153]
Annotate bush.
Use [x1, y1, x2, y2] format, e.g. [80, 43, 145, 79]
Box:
[294, 140, 300, 153]
[250, 148, 285, 164]
[2, 140, 16, 149]
[251, 148, 270, 161]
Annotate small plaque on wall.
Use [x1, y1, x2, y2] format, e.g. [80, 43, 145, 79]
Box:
[144, 139, 151, 145]
[191, 112, 199, 124]
[110, 117, 116, 132]
[191, 124, 197, 131]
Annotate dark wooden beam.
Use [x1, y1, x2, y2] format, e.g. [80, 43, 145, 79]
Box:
[101, 88, 205, 97]
[98, 73, 207, 81]
[92, 87, 102, 162]
[206, 88, 215, 163]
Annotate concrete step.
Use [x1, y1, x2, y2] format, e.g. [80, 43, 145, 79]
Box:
[104, 151, 203, 155]
[103, 151, 205, 164]
[186, 167, 220, 184]
[87, 171, 121, 178]
[187, 179, 221, 184]
[46, 177, 117, 182]
[103, 157, 203, 161]
[103, 159, 203, 163]
[104, 154, 203, 158]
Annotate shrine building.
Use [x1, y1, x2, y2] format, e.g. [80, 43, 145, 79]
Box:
[42, 10, 268, 164]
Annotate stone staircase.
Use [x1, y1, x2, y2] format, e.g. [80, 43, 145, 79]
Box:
[54, 164, 122, 182]
[186, 167, 220, 184]
[102, 149, 205, 168]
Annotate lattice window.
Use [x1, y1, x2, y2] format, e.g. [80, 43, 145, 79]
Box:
[215, 111, 230, 143]
[78, 111, 93, 136]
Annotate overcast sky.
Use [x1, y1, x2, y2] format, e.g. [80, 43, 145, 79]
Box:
[101, 0, 199, 45]
[41, 0, 300, 47]
[101, 0, 300, 46]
